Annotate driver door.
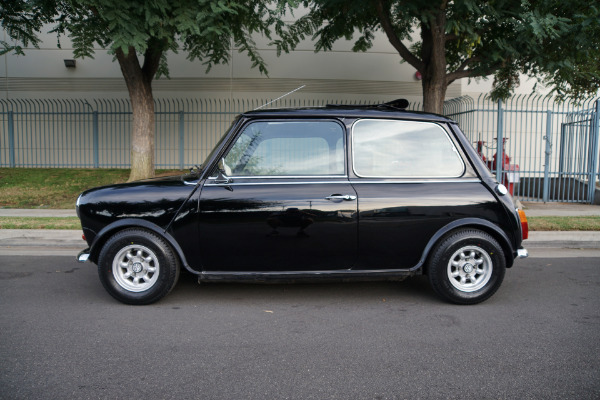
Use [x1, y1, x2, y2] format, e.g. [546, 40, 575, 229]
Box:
[198, 119, 358, 272]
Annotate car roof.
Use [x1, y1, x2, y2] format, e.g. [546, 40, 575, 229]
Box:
[242, 105, 455, 123]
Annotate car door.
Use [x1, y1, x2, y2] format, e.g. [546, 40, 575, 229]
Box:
[198, 119, 358, 272]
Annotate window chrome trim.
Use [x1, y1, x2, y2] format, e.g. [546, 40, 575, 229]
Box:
[350, 178, 481, 184]
[205, 180, 352, 186]
[205, 178, 481, 186]
[351, 119, 466, 179]
[208, 175, 347, 180]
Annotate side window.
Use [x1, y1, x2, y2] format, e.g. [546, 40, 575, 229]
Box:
[352, 119, 464, 178]
[224, 120, 345, 176]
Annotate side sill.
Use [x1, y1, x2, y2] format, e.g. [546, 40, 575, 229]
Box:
[199, 268, 419, 283]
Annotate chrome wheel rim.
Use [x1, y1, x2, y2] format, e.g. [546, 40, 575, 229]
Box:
[112, 245, 159, 292]
[447, 245, 492, 292]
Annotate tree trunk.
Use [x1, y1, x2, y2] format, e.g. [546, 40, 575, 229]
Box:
[419, 5, 448, 115]
[422, 76, 448, 114]
[128, 82, 155, 181]
[116, 46, 157, 182]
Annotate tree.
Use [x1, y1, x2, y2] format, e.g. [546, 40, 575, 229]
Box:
[1, 0, 285, 180]
[275, 0, 600, 113]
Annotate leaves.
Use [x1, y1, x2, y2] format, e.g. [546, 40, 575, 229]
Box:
[274, 0, 600, 107]
[1, 0, 294, 79]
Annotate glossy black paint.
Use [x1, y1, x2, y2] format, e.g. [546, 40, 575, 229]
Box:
[76, 106, 525, 282]
[198, 179, 357, 271]
[352, 181, 509, 269]
[77, 173, 200, 269]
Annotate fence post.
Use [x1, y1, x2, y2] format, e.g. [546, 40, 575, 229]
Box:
[179, 111, 184, 170]
[93, 111, 99, 168]
[496, 99, 504, 182]
[542, 110, 553, 202]
[588, 100, 600, 203]
[8, 111, 15, 167]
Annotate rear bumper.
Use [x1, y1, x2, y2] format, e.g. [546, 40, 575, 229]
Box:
[517, 247, 528, 259]
[77, 248, 90, 262]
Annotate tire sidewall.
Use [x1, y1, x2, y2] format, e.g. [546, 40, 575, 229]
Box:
[98, 229, 178, 305]
[429, 230, 506, 304]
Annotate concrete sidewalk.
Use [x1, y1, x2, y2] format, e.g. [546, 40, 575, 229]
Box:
[519, 201, 600, 217]
[0, 209, 77, 217]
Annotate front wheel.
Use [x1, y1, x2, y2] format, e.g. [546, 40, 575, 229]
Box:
[427, 229, 506, 305]
[97, 229, 180, 305]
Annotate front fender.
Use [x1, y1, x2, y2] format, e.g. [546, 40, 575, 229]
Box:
[87, 218, 198, 275]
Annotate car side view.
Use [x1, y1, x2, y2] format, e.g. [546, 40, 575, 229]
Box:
[76, 101, 529, 305]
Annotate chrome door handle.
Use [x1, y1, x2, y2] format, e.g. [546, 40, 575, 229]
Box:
[325, 194, 357, 201]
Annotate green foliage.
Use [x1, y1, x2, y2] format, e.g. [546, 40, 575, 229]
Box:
[0, 0, 56, 55]
[1, 0, 289, 76]
[0, 0, 294, 178]
[274, 0, 600, 103]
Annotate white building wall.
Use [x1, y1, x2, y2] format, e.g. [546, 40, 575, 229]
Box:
[1, 26, 465, 104]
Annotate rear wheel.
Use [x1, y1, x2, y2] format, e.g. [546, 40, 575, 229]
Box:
[427, 229, 506, 305]
[98, 229, 180, 305]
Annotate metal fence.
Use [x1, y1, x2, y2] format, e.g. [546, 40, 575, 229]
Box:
[1, 95, 599, 203]
[444, 94, 600, 203]
[0, 97, 400, 170]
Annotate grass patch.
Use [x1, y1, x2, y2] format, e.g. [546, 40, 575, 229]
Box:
[0, 217, 81, 230]
[528, 216, 600, 231]
[0, 168, 180, 209]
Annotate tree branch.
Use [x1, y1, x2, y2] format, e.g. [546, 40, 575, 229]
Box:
[141, 38, 167, 83]
[445, 33, 458, 42]
[446, 60, 501, 85]
[374, 0, 424, 71]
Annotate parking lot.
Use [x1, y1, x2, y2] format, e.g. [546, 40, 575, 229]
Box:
[1, 254, 599, 399]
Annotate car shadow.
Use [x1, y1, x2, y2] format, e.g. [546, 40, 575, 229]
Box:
[165, 271, 439, 305]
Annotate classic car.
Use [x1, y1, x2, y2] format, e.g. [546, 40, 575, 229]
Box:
[76, 101, 529, 305]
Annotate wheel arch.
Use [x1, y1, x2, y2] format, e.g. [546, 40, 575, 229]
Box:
[88, 219, 197, 275]
[418, 218, 515, 274]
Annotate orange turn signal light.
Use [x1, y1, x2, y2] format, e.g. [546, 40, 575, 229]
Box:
[518, 209, 528, 240]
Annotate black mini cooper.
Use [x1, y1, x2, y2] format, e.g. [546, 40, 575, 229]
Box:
[76, 101, 528, 305]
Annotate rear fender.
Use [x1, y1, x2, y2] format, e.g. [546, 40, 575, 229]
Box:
[417, 218, 515, 273]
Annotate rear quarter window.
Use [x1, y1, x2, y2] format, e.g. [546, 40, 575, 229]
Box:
[352, 119, 465, 178]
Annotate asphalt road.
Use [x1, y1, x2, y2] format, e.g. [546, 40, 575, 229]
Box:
[1, 255, 598, 400]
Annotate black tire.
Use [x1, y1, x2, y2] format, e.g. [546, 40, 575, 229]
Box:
[427, 229, 506, 305]
[97, 228, 180, 305]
